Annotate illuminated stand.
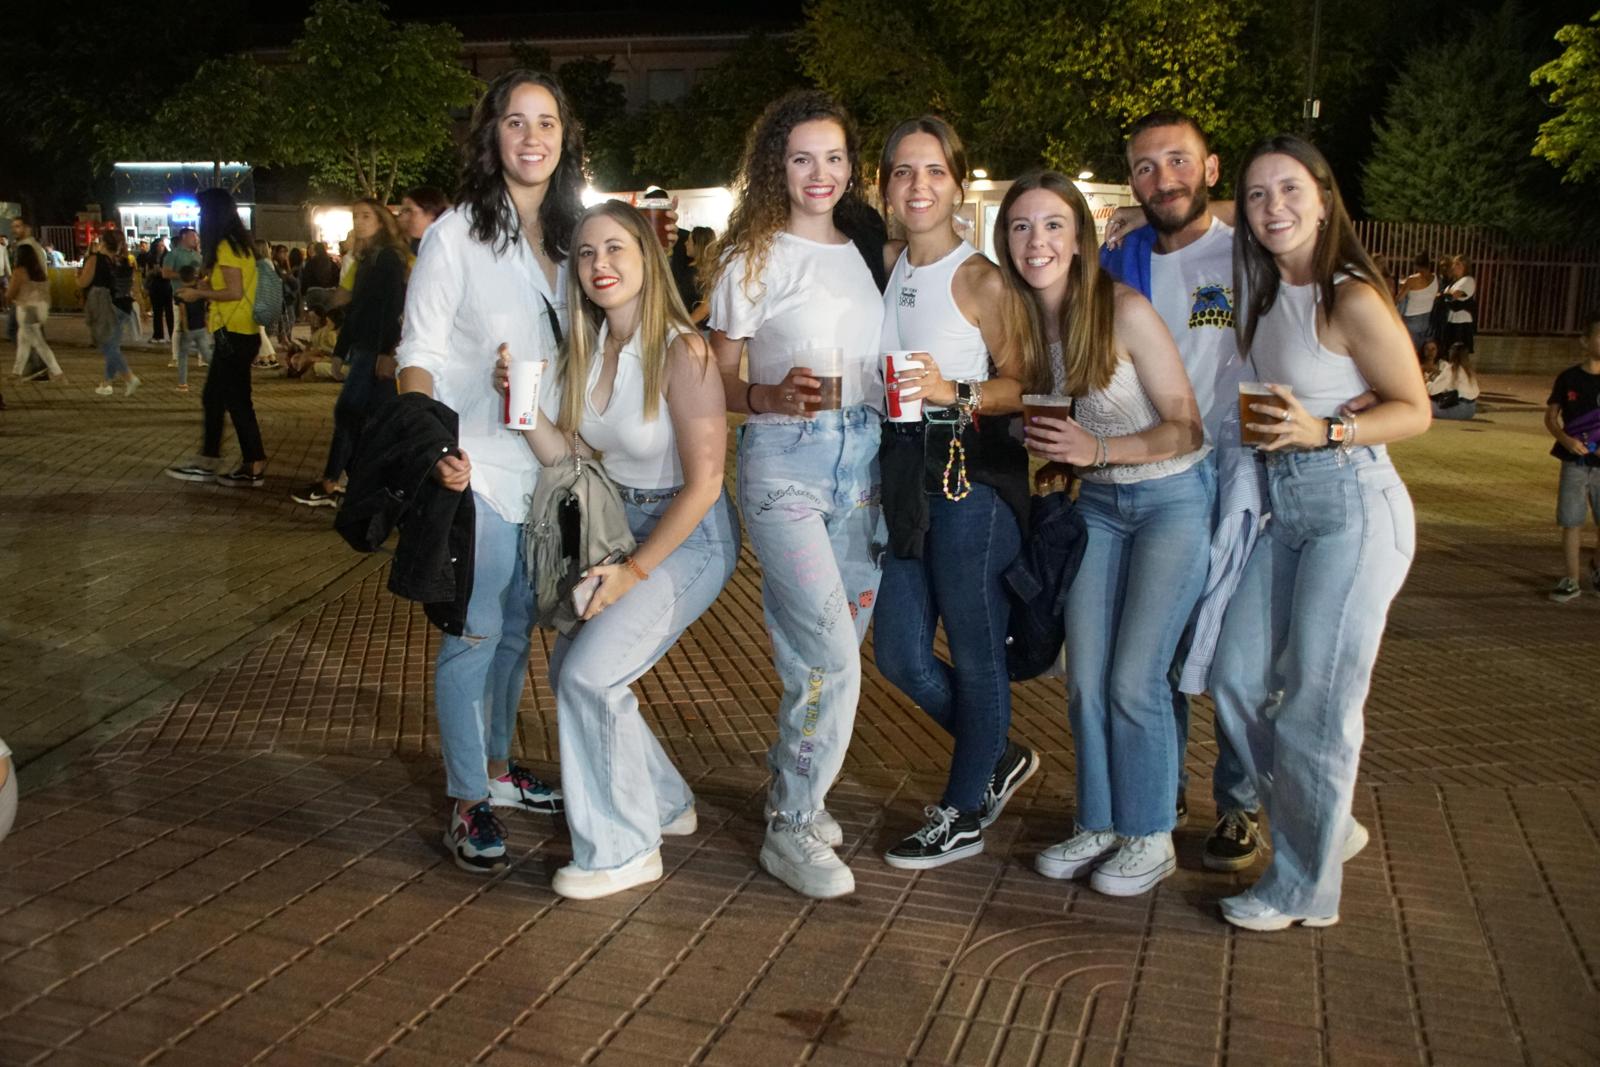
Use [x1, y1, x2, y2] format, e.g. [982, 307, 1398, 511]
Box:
[112, 162, 255, 242]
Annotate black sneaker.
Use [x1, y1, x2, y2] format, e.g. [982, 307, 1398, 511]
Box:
[216, 468, 265, 488]
[444, 801, 509, 873]
[165, 464, 217, 483]
[290, 482, 339, 508]
[980, 741, 1039, 828]
[1175, 792, 1188, 829]
[1202, 809, 1262, 872]
[884, 805, 984, 870]
[487, 762, 564, 815]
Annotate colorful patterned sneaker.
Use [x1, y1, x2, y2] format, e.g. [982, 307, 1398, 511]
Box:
[884, 805, 984, 870]
[1220, 889, 1338, 932]
[1089, 833, 1177, 897]
[1035, 827, 1118, 880]
[761, 815, 855, 898]
[552, 849, 663, 900]
[487, 762, 563, 815]
[1203, 809, 1263, 872]
[444, 800, 508, 873]
[980, 741, 1040, 828]
[1550, 577, 1581, 603]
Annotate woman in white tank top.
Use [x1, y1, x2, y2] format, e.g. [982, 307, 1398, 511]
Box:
[998, 170, 1212, 899]
[506, 201, 740, 900]
[1210, 135, 1431, 932]
[1393, 252, 1438, 352]
[871, 117, 1045, 871]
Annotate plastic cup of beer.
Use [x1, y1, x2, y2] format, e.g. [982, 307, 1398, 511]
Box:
[637, 193, 673, 248]
[504, 360, 545, 430]
[797, 346, 844, 413]
[883, 351, 925, 423]
[1238, 382, 1291, 447]
[1022, 393, 1074, 432]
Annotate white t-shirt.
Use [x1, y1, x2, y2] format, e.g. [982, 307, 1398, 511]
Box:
[709, 231, 884, 419]
[571, 323, 686, 491]
[1427, 362, 1480, 401]
[1446, 275, 1476, 323]
[1146, 218, 1244, 446]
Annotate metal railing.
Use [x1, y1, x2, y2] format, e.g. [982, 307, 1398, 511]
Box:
[1355, 221, 1600, 336]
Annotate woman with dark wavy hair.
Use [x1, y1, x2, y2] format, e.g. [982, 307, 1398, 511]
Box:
[395, 69, 582, 873]
[1210, 134, 1429, 931]
[703, 90, 886, 900]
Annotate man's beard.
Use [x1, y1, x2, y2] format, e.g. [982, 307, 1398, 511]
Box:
[1140, 183, 1209, 235]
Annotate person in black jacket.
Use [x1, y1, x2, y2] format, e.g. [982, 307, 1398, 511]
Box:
[292, 199, 410, 508]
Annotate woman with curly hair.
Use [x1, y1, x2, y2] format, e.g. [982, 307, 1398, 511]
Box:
[395, 70, 583, 873]
[704, 90, 887, 900]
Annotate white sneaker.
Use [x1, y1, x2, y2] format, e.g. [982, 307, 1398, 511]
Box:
[95, 383, 114, 396]
[552, 849, 663, 900]
[760, 816, 854, 899]
[1035, 827, 1119, 880]
[1089, 833, 1176, 897]
[661, 805, 697, 836]
[124, 375, 141, 397]
[1220, 889, 1338, 931]
[1343, 820, 1370, 862]
[765, 808, 843, 847]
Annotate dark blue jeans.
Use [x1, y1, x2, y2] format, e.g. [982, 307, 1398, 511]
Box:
[875, 482, 1021, 813]
[322, 348, 396, 482]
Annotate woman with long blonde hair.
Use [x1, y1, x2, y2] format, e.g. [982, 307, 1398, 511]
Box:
[702, 90, 887, 900]
[997, 169, 1211, 898]
[504, 200, 738, 899]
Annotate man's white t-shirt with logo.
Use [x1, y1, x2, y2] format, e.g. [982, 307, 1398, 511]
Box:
[1146, 217, 1244, 446]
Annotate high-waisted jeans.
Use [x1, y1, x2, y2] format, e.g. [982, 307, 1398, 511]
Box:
[876, 482, 1020, 813]
[551, 490, 740, 871]
[737, 406, 885, 821]
[1066, 463, 1213, 837]
[1210, 446, 1415, 917]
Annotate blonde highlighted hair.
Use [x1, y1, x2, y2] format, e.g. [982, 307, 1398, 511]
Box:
[558, 201, 702, 432]
[993, 170, 1118, 396]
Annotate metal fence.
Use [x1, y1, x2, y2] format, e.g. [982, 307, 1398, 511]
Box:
[1355, 221, 1600, 337]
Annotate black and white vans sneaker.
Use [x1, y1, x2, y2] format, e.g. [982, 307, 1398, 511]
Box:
[444, 800, 509, 873]
[884, 805, 984, 870]
[487, 762, 564, 815]
[1203, 809, 1262, 872]
[980, 741, 1039, 828]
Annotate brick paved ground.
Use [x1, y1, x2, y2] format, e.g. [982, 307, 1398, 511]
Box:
[2, 329, 1597, 1066]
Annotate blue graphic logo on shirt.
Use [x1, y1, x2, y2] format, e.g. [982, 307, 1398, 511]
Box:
[1189, 284, 1234, 329]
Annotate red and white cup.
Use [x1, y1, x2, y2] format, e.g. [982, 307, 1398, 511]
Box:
[883, 351, 925, 423]
[504, 360, 545, 429]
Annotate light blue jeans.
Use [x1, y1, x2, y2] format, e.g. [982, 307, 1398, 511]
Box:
[436, 495, 535, 803]
[1065, 463, 1213, 836]
[1210, 447, 1415, 917]
[551, 490, 740, 871]
[737, 406, 885, 820]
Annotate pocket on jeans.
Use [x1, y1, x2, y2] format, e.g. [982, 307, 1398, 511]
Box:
[740, 421, 808, 462]
[1382, 484, 1415, 560]
[1277, 478, 1350, 539]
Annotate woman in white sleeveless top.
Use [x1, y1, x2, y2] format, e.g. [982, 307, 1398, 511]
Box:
[1393, 252, 1438, 352]
[1210, 135, 1430, 931]
[872, 117, 1045, 870]
[997, 171, 1212, 898]
[506, 201, 739, 900]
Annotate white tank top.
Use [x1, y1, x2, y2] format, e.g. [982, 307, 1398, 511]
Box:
[1051, 343, 1207, 485]
[1399, 276, 1437, 317]
[575, 323, 687, 491]
[881, 241, 990, 382]
[1248, 280, 1372, 419]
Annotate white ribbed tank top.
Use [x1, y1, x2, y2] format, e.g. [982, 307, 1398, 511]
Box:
[881, 241, 990, 382]
[1248, 281, 1372, 419]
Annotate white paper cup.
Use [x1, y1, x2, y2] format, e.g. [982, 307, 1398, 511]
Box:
[504, 361, 545, 429]
[883, 351, 925, 423]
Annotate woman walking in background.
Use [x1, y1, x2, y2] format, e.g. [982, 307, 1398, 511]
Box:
[77, 229, 140, 396]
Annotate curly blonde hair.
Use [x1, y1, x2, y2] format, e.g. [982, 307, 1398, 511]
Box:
[701, 90, 870, 302]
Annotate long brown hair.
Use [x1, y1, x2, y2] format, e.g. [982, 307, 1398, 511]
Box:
[351, 198, 410, 264]
[701, 90, 870, 301]
[558, 201, 703, 431]
[1233, 134, 1388, 355]
[876, 115, 967, 208]
[993, 170, 1117, 396]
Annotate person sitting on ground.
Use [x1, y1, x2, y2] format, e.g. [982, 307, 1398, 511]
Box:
[1545, 311, 1600, 603]
[284, 306, 345, 380]
[1427, 342, 1479, 420]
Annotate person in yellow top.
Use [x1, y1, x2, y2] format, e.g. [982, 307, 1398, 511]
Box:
[165, 188, 269, 488]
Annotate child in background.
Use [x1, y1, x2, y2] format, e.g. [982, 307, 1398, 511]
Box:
[286, 307, 345, 381]
[174, 266, 213, 393]
[1546, 311, 1600, 603]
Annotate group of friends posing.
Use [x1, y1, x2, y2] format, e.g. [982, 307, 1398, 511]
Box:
[390, 70, 1431, 933]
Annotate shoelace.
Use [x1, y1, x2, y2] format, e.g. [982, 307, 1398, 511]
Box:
[1108, 836, 1155, 870]
[910, 806, 957, 846]
[782, 819, 835, 862]
[506, 764, 548, 794]
[1217, 810, 1255, 845]
[465, 803, 508, 846]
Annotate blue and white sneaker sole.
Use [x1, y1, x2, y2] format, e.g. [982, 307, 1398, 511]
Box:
[443, 830, 507, 873]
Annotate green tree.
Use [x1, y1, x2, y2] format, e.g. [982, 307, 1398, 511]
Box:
[1363, 4, 1586, 238]
[1532, 11, 1600, 183]
[284, 0, 479, 201]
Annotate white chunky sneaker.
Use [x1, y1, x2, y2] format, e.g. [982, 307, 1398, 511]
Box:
[661, 805, 698, 836]
[1035, 827, 1119, 880]
[1220, 889, 1338, 931]
[1089, 833, 1176, 897]
[760, 815, 855, 898]
[552, 849, 663, 900]
[1343, 819, 1370, 862]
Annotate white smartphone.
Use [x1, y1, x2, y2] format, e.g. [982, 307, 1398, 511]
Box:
[571, 550, 626, 616]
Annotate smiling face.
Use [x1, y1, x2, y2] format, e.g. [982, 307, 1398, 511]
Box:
[885, 131, 960, 236]
[498, 82, 563, 192]
[575, 213, 644, 313]
[1242, 152, 1327, 276]
[351, 202, 382, 242]
[1006, 188, 1078, 299]
[784, 119, 850, 224]
[1128, 122, 1217, 235]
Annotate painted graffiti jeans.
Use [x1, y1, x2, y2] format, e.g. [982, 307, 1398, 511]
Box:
[737, 406, 885, 821]
[1210, 446, 1415, 918]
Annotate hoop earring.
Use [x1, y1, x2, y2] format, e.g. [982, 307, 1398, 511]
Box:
[1318, 217, 1327, 232]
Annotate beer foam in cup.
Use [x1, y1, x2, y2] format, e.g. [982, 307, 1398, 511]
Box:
[884, 351, 924, 423]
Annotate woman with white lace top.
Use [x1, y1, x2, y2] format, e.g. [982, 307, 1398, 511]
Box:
[995, 170, 1211, 898]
